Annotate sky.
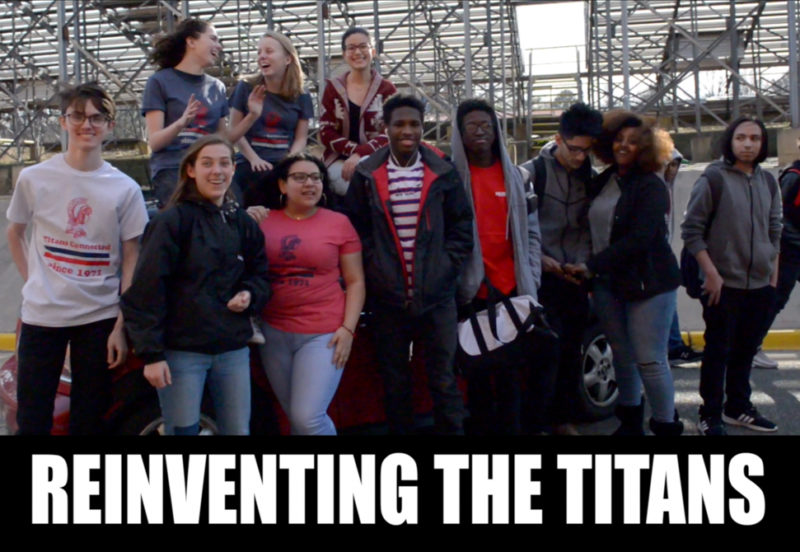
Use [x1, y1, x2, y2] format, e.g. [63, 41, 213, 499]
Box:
[515, 1, 587, 76]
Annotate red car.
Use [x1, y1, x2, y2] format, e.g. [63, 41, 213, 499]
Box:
[0, 312, 616, 435]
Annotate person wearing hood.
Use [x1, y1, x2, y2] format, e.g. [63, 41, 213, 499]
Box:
[660, 150, 704, 366]
[682, 116, 781, 435]
[519, 102, 602, 433]
[451, 98, 557, 435]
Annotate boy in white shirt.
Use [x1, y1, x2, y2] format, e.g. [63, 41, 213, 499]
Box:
[6, 83, 148, 434]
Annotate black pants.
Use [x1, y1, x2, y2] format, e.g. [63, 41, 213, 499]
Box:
[17, 318, 116, 435]
[700, 286, 774, 417]
[537, 273, 590, 422]
[371, 300, 464, 435]
[759, 244, 800, 342]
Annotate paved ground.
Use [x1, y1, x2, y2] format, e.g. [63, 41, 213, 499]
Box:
[576, 351, 800, 435]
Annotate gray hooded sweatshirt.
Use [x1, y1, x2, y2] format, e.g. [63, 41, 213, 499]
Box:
[450, 112, 541, 304]
[520, 141, 593, 265]
[681, 160, 782, 290]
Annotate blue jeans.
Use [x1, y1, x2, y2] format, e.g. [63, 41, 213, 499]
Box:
[259, 324, 343, 435]
[668, 310, 684, 352]
[592, 285, 677, 423]
[159, 347, 251, 435]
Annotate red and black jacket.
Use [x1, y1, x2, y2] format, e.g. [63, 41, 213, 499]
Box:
[342, 146, 474, 316]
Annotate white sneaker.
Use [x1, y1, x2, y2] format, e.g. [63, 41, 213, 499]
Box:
[752, 349, 778, 370]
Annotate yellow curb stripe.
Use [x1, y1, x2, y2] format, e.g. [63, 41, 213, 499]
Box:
[0, 333, 15, 352]
[683, 329, 800, 351]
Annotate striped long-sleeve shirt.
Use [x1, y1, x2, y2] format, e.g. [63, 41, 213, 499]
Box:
[387, 154, 424, 297]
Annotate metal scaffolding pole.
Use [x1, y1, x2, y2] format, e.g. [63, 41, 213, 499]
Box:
[58, 1, 67, 151]
[487, 1, 494, 104]
[692, 0, 701, 131]
[463, 0, 472, 97]
[73, 0, 81, 83]
[729, 2, 740, 119]
[790, 0, 799, 127]
[621, 0, 630, 110]
[500, 2, 506, 135]
[373, 0, 380, 73]
[605, 0, 613, 109]
[526, 50, 532, 156]
[317, 1, 326, 116]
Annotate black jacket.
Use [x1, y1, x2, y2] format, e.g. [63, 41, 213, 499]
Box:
[342, 146, 473, 315]
[781, 160, 800, 253]
[122, 199, 270, 363]
[587, 167, 680, 301]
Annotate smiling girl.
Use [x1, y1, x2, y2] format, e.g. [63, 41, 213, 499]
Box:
[142, 19, 260, 207]
[319, 27, 397, 196]
[231, 31, 313, 206]
[569, 110, 682, 436]
[256, 153, 365, 435]
[122, 135, 270, 435]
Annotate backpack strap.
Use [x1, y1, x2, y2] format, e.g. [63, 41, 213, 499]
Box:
[702, 167, 725, 238]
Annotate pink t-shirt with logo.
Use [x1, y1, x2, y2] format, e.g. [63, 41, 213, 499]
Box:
[259, 208, 361, 334]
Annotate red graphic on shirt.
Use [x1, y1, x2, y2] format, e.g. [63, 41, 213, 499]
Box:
[65, 198, 92, 239]
[263, 111, 281, 129]
[193, 103, 209, 129]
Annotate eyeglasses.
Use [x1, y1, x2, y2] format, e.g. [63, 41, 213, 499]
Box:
[288, 172, 323, 183]
[64, 112, 111, 126]
[345, 43, 371, 54]
[464, 121, 493, 134]
[564, 142, 592, 155]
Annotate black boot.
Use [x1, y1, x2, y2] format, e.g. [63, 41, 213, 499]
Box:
[649, 410, 684, 436]
[612, 403, 645, 436]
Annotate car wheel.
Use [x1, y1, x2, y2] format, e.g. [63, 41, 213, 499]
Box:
[115, 401, 219, 436]
[577, 322, 618, 420]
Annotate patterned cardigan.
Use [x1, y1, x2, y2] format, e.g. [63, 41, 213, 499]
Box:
[319, 69, 397, 167]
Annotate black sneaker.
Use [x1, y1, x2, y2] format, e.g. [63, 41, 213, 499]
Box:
[722, 407, 778, 432]
[669, 345, 703, 366]
[697, 413, 727, 436]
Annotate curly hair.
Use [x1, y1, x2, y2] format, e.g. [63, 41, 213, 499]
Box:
[149, 18, 209, 70]
[593, 109, 674, 173]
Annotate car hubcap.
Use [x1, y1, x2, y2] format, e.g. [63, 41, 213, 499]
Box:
[582, 335, 618, 408]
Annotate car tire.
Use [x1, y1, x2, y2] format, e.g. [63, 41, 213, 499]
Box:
[115, 400, 219, 436]
[577, 322, 618, 420]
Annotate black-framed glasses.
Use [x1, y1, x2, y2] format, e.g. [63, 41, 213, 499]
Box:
[564, 142, 592, 155]
[464, 121, 493, 134]
[64, 112, 111, 126]
[288, 172, 323, 183]
[345, 43, 371, 54]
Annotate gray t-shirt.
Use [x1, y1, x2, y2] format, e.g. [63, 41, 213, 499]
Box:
[141, 68, 230, 177]
[229, 81, 313, 164]
[589, 174, 622, 255]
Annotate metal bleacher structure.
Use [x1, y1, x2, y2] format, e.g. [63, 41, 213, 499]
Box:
[586, 0, 799, 132]
[0, 0, 528, 169]
[0, 0, 797, 174]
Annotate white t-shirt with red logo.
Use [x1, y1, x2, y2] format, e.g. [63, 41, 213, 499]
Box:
[6, 154, 148, 327]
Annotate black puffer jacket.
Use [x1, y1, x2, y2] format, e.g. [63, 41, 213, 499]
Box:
[587, 167, 680, 301]
[342, 146, 473, 315]
[122, 199, 269, 363]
